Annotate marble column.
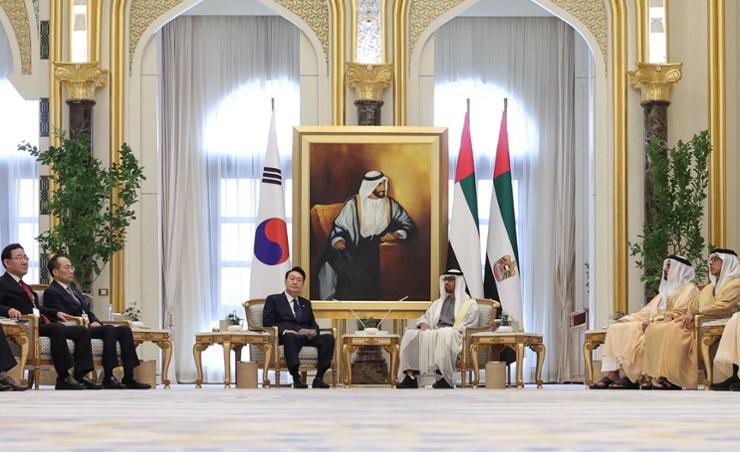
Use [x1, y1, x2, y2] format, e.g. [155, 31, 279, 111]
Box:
[347, 63, 392, 125]
[54, 62, 108, 147]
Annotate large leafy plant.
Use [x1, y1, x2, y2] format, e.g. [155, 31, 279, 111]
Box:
[630, 130, 711, 298]
[19, 132, 145, 292]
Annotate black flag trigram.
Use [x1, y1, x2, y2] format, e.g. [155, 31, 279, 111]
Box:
[262, 167, 282, 186]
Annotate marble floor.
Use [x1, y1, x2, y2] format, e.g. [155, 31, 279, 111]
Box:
[3, 384, 739, 450]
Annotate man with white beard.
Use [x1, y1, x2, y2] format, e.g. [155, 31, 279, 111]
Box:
[591, 255, 698, 389]
[396, 269, 479, 389]
[317, 170, 416, 300]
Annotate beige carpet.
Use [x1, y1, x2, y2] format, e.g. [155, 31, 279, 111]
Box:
[3, 384, 739, 450]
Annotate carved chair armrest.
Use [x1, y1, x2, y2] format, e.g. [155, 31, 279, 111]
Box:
[63, 316, 86, 326]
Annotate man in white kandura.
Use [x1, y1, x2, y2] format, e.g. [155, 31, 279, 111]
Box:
[708, 249, 740, 391]
[396, 269, 479, 389]
[591, 255, 698, 389]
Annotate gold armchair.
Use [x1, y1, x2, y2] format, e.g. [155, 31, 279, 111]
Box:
[694, 313, 730, 389]
[457, 298, 500, 388]
[242, 299, 338, 387]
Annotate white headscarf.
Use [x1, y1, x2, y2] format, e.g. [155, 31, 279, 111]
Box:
[657, 255, 695, 311]
[438, 269, 468, 305]
[709, 249, 740, 293]
[358, 170, 388, 200]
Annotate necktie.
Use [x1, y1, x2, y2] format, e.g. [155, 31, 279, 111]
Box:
[19, 279, 51, 324]
[67, 286, 81, 305]
[292, 298, 303, 323]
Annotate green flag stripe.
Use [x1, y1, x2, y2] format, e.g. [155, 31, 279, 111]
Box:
[459, 174, 479, 228]
[493, 171, 519, 263]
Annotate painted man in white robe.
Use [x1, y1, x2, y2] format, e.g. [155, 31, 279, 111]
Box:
[318, 170, 416, 300]
[591, 255, 697, 389]
[396, 269, 479, 389]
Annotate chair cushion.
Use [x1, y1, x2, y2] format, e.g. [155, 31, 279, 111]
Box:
[39, 336, 76, 359]
[90, 338, 122, 357]
[478, 303, 493, 328]
[248, 304, 264, 328]
[249, 344, 319, 366]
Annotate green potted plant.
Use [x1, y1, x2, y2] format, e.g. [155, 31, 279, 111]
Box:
[630, 130, 711, 299]
[18, 131, 145, 293]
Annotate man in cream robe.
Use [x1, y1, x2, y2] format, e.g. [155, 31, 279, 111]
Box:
[643, 248, 740, 389]
[396, 269, 479, 389]
[592, 255, 697, 389]
[707, 249, 740, 390]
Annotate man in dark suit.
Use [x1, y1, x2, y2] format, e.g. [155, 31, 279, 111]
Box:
[0, 243, 100, 390]
[263, 266, 334, 388]
[0, 326, 28, 391]
[43, 255, 150, 389]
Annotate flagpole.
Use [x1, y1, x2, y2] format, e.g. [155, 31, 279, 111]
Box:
[466, 97, 470, 113]
[503, 97, 507, 110]
[271, 97, 275, 111]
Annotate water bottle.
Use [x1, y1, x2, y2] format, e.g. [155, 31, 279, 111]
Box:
[107, 303, 113, 321]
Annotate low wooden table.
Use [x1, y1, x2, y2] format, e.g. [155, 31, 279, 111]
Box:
[132, 328, 173, 388]
[341, 333, 400, 387]
[193, 331, 272, 388]
[699, 321, 727, 389]
[1, 320, 29, 385]
[470, 332, 545, 389]
[583, 329, 607, 387]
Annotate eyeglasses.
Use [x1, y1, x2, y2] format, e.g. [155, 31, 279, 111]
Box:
[11, 255, 29, 261]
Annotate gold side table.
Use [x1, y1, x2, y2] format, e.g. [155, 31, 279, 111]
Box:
[132, 328, 173, 388]
[470, 332, 545, 389]
[583, 329, 606, 387]
[1, 320, 29, 385]
[700, 322, 726, 390]
[342, 333, 400, 387]
[193, 331, 272, 388]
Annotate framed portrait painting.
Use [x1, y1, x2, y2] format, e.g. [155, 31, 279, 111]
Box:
[292, 126, 448, 302]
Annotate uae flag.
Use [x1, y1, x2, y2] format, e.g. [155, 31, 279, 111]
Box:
[484, 99, 522, 323]
[447, 103, 484, 298]
[249, 106, 291, 298]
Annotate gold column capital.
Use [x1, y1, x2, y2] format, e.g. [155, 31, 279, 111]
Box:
[53, 61, 109, 101]
[346, 63, 393, 101]
[628, 62, 683, 103]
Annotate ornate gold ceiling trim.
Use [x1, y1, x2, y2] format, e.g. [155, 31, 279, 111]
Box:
[549, 0, 607, 64]
[129, 0, 188, 72]
[274, 0, 330, 64]
[0, 0, 32, 74]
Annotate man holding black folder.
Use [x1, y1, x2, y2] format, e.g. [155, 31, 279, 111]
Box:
[263, 266, 334, 388]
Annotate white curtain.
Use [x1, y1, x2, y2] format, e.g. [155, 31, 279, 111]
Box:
[0, 23, 39, 281]
[435, 17, 576, 381]
[161, 16, 299, 382]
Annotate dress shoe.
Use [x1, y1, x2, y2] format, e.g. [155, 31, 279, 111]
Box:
[55, 376, 86, 390]
[122, 377, 151, 389]
[75, 376, 104, 390]
[729, 382, 740, 392]
[710, 375, 740, 391]
[312, 378, 330, 388]
[103, 376, 128, 389]
[0, 375, 28, 391]
[396, 375, 419, 389]
[432, 378, 453, 389]
[0, 382, 11, 391]
[292, 375, 308, 389]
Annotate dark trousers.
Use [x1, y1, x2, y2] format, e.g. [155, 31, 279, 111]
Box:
[279, 333, 335, 376]
[90, 324, 140, 378]
[0, 327, 18, 373]
[38, 323, 93, 379]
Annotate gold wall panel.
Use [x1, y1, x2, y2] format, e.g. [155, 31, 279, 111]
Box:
[0, 0, 32, 74]
[407, 0, 465, 72]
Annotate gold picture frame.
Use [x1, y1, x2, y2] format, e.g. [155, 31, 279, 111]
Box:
[293, 126, 448, 302]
